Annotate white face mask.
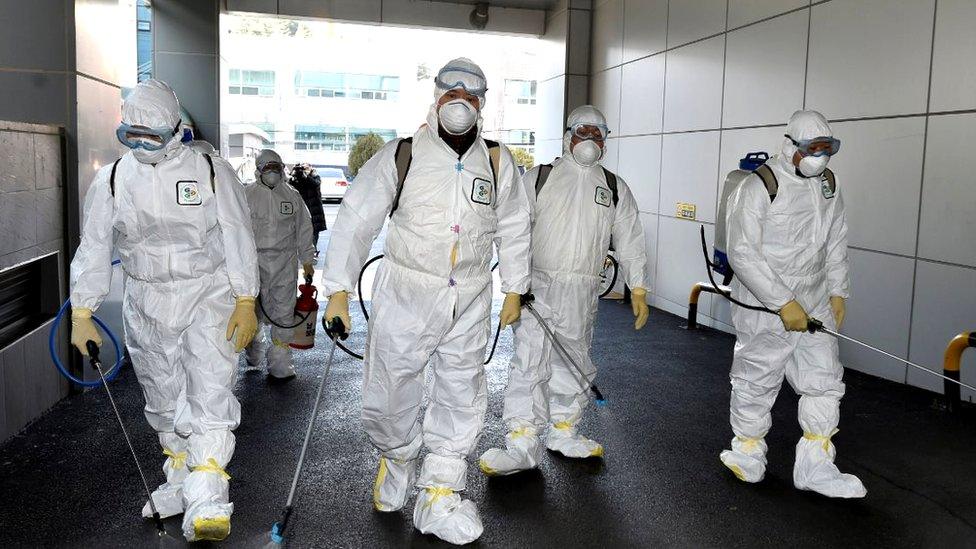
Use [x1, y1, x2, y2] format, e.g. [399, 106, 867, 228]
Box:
[571, 140, 603, 167]
[439, 99, 478, 135]
[797, 154, 829, 177]
[260, 171, 282, 188]
[132, 146, 168, 165]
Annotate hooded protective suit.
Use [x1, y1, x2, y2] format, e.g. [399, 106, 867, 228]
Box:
[321, 58, 531, 545]
[719, 110, 865, 498]
[479, 105, 648, 475]
[245, 149, 316, 379]
[69, 79, 260, 540]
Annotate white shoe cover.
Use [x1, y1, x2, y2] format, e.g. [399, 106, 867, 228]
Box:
[373, 457, 417, 512]
[267, 343, 295, 379]
[267, 364, 296, 379]
[546, 423, 603, 458]
[479, 429, 542, 476]
[142, 483, 184, 519]
[412, 487, 484, 545]
[794, 436, 866, 498]
[719, 436, 767, 483]
[182, 469, 233, 541]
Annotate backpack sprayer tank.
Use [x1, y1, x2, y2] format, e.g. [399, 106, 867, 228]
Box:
[713, 151, 769, 285]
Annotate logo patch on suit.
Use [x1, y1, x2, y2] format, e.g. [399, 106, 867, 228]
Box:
[471, 178, 492, 205]
[280, 201, 294, 215]
[595, 187, 612, 208]
[176, 181, 202, 206]
[820, 175, 835, 199]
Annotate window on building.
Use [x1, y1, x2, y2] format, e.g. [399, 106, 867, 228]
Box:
[506, 130, 536, 146]
[136, 0, 152, 82]
[294, 71, 400, 101]
[229, 69, 276, 96]
[504, 79, 537, 105]
[294, 126, 397, 152]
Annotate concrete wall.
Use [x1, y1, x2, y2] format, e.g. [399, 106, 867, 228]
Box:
[536, 0, 591, 162]
[0, 122, 71, 442]
[588, 0, 976, 397]
[152, 0, 222, 148]
[0, 0, 131, 440]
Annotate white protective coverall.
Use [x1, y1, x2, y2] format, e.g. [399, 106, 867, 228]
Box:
[69, 80, 260, 539]
[719, 110, 865, 498]
[321, 81, 532, 545]
[480, 105, 648, 474]
[245, 149, 316, 378]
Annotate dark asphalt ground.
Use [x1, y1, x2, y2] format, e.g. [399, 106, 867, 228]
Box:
[3, 299, 976, 548]
[5, 207, 976, 548]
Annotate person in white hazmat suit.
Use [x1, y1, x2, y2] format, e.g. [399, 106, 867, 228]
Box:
[68, 79, 260, 541]
[244, 149, 316, 380]
[719, 110, 866, 498]
[479, 105, 650, 475]
[320, 58, 531, 545]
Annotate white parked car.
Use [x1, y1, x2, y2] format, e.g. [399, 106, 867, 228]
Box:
[319, 167, 350, 202]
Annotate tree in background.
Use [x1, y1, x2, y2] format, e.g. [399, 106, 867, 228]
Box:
[229, 16, 313, 37]
[348, 132, 386, 177]
[511, 147, 535, 170]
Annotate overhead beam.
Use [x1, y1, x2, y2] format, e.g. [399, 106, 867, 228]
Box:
[224, 0, 547, 36]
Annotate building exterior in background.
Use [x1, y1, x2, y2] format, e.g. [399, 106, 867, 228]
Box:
[220, 15, 544, 176]
[136, 0, 152, 82]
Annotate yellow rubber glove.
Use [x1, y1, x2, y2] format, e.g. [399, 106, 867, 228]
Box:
[499, 293, 522, 328]
[225, 296, 258, 352]
[830, 296, 846, 330]
[324, 291, 351, 334]
[779, 300, 809, 332]
[302, 263, 315, 278]
[70, 308, 102, 356]
[631, 287, 649, 330]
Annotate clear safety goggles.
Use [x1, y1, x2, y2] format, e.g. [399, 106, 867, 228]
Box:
[787, 134, 841, 157]
[257, 161, 284, 174]
[435, 66, 487, 98]
[569, 123, 609, 141]
[116, 122, 179, 151]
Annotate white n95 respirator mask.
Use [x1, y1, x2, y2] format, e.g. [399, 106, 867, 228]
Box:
[571, 140, 603, 167]
[439, 99, 478, 135]
[798, 154, 829, 177]
[260, 171, 282, 188]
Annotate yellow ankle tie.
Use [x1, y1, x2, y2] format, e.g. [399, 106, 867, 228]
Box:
[424, 487, 454, 508]
[735, 436, 762, 454]
[803, 429, 839, 452]
[192, 458, 231, 480]
[163, 448, 187, 470]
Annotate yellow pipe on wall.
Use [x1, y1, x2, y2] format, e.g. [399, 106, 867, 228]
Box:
[944, 332, 973, 373]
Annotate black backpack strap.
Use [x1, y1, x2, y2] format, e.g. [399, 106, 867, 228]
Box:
[535, 164, 554, 197]
[203, 153, 215, 192]
[484, 139, 502, 206]
[601, 167, 619, 207]
[389, 137, 413, 218]
[109, 158, 122, 197]
[822, 167, 836, 194]
[753, 163, 779, 202]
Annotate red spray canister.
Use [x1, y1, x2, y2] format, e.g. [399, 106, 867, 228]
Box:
[290, 277, 319, 349]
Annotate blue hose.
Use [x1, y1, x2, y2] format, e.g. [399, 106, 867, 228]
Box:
[48, 260, 125, 387]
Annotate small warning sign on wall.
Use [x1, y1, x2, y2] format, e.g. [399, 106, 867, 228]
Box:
[676, 202, 697, 220]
